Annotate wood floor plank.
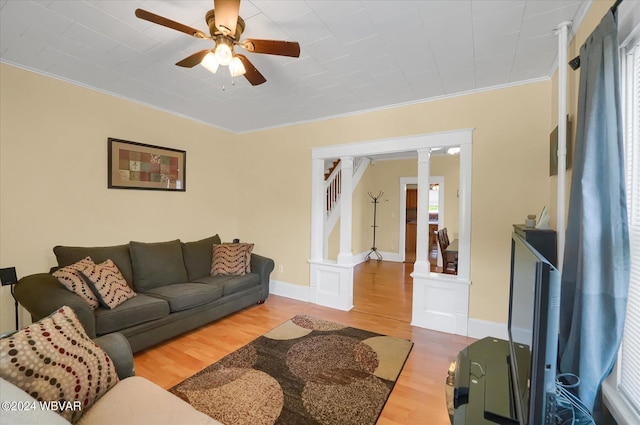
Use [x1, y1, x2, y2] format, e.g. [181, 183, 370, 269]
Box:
[134, 261, 475, 424]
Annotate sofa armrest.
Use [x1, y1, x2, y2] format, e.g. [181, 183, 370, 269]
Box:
[251, 253, 275, 301]
[13, 273, 97, 338]
[94, 333, 135, 380]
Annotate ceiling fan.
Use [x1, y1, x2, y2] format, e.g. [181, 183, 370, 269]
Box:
[135, 0, 300, 86]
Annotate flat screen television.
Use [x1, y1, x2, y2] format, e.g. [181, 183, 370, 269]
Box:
[507, 232, 561, 425]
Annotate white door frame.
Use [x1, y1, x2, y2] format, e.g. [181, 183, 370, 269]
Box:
[310, 129, 472, 334]
[399, 176, 445, 263]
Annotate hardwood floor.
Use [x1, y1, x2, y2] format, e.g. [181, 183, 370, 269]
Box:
[134, 261, 475, 424]
[353, 260, 414, 323]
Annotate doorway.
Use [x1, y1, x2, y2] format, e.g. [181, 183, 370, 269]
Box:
[405, 183, 442, 265]
[400, 176, 445, 266]
[309, 130, 473, 334]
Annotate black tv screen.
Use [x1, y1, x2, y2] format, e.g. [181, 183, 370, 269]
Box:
[508, 233, 561, 425]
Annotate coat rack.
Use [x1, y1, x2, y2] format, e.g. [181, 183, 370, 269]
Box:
[365, 191, 383, 262]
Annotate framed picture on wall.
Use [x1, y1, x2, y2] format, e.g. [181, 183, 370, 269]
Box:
[108, 138, 186, 191]
[550, 115, 572, 176]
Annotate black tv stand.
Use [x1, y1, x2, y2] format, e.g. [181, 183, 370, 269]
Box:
[446, 337, 520, 424]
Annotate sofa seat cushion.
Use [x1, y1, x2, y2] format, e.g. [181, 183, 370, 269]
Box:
[193, 273, 260, 296]
[143, 283, 223, 313]
[94, 294, 169, 335]
[77, 376, 222, 425]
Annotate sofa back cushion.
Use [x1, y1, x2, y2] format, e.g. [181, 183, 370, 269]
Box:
[129, 240, 188, 291]
[54, 244, 134, 287]
[181, 235, 222, 281]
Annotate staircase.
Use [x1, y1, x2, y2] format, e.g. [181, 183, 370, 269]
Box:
[324, 157, 368, 239]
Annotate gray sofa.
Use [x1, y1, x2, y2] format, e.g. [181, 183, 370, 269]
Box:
[14, 236, 274, 353]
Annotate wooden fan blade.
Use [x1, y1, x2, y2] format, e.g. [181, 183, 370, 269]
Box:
[241, 39, 300, 57]
[135, 9, 208, 39]
[236, 54, 266, 86]
[213, 0, 241, 36]
[176, 50, 210, 68]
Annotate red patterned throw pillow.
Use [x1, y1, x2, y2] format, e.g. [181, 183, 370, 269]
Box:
[211, 243, 254, 276]
[52, 257, 100, 309]
[80, 259, 136, 309]
[0, 306, 119, 423]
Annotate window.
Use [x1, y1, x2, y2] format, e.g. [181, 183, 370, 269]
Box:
[603, 6, 640, 423]
[620, 35, 640, 412]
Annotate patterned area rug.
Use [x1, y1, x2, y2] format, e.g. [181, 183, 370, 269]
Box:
[170, 315, 413, 425]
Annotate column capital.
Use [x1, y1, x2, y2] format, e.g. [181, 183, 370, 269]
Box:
[417, 149, 431, 163]
[340, 156, 354, 169]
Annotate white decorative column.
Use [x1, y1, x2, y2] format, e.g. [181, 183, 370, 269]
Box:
[309, 156, 354, 311]
[556, 21, 571, 272]
[337, 156, 354, 265]
[411, 139, 471, 336]
[457, 143, 472, 280]
[310, 158, 326, 262]
[413, 149, 431, 275]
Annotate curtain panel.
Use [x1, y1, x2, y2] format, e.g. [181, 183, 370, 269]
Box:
[558, 9, 630, 417]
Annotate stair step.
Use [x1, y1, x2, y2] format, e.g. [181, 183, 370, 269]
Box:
[324, 159, 340, 180]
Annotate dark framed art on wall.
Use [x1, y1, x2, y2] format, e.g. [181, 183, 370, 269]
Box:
[549, 115, 572, 176]
[108, 138, 186, 191]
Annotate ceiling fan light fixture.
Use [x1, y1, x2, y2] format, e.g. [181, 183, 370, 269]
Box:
[201, 51, 219, 74]
[229, 56, 246, 77]
[135, 3, 300, 87]
[214, 40, 233, 66]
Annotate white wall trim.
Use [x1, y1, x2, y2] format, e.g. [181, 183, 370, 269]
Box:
[312, 129, 473, 160]
[352, 250, 403, 264]
[269, 280, 311, 302]
[603, 377, 640, 425]
[467, 318, 509, 340]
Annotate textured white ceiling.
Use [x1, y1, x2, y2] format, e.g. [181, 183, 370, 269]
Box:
[0, 0, 590, 133]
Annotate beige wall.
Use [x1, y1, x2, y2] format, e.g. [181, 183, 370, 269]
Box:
[0, 64, 239, 332]
[364, 159, 414, 255]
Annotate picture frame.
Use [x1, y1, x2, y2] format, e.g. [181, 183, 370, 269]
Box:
[549, 115, 572, 176]
[108, 138, 186, 191]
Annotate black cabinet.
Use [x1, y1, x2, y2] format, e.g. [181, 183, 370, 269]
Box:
[513, 224, 557, 266]
[447, 337, 515, 424]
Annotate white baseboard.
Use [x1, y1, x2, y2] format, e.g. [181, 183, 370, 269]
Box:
[353, 250, 404, 263]
[467, 318, 508, 340]
[269, 280, 310, 302]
